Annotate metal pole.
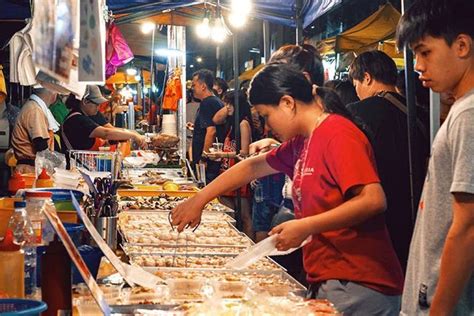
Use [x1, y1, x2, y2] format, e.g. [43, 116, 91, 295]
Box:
[295, 0, 303, 45]
[216, 46, 221, 77]
[402, 0, 418, 224]
[263, 20, 271, 63]
[233, 32, 242, 231]
[149, 26, 156, 120]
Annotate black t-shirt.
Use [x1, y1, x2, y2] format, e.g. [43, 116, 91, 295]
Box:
[347, 92, 430, 271]
[89, 112, 109, 126]
[192, 96, 225, 163]
[61, 110, 101, 151]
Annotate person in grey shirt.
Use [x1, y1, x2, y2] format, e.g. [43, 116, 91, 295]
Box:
[397, 0, 474, 314]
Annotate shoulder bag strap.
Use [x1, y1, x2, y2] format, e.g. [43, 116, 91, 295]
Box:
[61, 112, 82, 151]
[380, 92, 429, 141]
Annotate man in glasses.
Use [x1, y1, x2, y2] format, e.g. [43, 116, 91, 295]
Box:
[61, 85, 146, 152]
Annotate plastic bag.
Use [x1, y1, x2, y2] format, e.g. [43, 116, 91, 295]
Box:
[35, 150, 66, 177]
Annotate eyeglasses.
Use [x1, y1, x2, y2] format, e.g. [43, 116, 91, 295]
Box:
[84, 98, 101, 106]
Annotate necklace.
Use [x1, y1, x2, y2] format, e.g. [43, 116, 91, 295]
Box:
[315, 112, 329, 129]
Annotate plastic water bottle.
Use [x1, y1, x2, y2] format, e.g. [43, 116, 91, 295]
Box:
[7, 201, 38, 298]
[25, 191, 55, 245]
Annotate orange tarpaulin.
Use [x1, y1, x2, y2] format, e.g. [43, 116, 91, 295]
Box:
[318, 3, 402, 58]
[106, 70, 151, 85]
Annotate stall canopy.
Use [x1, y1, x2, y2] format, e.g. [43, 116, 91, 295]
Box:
[2, 0, 342, 28]
[318, 3, 401, 57]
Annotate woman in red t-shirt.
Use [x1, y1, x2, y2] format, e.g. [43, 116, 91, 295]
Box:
[171, 64, 403, 314]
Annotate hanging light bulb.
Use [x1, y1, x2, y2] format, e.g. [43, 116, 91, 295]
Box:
[211, 16, 227, 43]
[141, 22, 156, 34]
[196, 10, 211, 39]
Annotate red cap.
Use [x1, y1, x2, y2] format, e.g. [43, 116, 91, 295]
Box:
[0, 229, 20, 251]
[25, 191, 53, 198]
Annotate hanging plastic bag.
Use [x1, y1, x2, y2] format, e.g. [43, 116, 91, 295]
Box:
[105, 23, 134, 78]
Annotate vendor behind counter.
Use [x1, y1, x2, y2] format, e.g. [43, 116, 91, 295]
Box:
[11, 88, 58, 173]
[60, 85, 146, 153]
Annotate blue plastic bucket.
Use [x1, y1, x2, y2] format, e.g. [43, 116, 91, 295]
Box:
[0, 299, 47, 315]
[71, 245, 103, 284]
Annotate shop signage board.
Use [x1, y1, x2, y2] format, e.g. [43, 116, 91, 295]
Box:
[31, 0, 76, 82]
[79, 0, 106, 82]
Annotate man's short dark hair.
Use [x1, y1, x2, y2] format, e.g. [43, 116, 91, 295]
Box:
[396, 0, 474, 50]
[192, 69, 215, 91]
[349, 50, 398, 86]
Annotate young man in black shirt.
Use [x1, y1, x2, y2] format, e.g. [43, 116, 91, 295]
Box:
[348, 50, 430, 272]
[191, 69, 225, 183]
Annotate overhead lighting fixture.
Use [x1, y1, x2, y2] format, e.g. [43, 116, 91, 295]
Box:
[196, 16, 211, 39]
[141, 22, 156, 34]
[190, 64, 194, 68]
[196, 57, 203, 63]
[155, 48, 184, 58]
[211, 16, 227, 43]
[229, 0, 251, 27]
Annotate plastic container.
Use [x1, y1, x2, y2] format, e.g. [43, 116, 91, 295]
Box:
[63, 223, 84, 246]
[0, 299, 47, 315]
[0, 230, 25, 298]
[25, 191, 53, 245]
[30, 189, 84, 211]
[8, 171, 25, 195]
[35, 169, 54, 188]
[71, 245, 103, 284]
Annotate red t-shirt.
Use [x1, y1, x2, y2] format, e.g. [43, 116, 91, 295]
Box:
[266, 114, 404, 295]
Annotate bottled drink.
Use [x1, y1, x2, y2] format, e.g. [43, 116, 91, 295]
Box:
[7, 201, 37, 298]
[25, 191, 55, 245]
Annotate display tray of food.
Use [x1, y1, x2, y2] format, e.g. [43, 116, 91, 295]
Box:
[118, 211, 236, 226]
[129, 253, 281, 271]
[132, 183, 197, 190]
[120, 232, 252, 247]
[118, 189, 197, 198]
[149, 268, 307, 296]
[121, 244, 247, 256]
[119, 219, 240, 234]
[123, 168, 184, 179]
[118, 194, 234, 213]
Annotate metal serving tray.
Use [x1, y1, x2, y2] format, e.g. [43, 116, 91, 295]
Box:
[144, 267, 306, 295]
[120, 210, 236, 224]
[128, 252, 286, 272]
[121, 243, 247, 257]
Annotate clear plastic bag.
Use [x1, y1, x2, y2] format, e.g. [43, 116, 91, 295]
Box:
[35, 150, 66, 177]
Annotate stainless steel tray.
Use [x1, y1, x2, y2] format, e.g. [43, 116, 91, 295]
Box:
[121, 243, 248, 257]
[144, 267, 307, 294]
[128, 253, 285, 272]
[120, 210, 236, 224]
[110, 304, 182, 315]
